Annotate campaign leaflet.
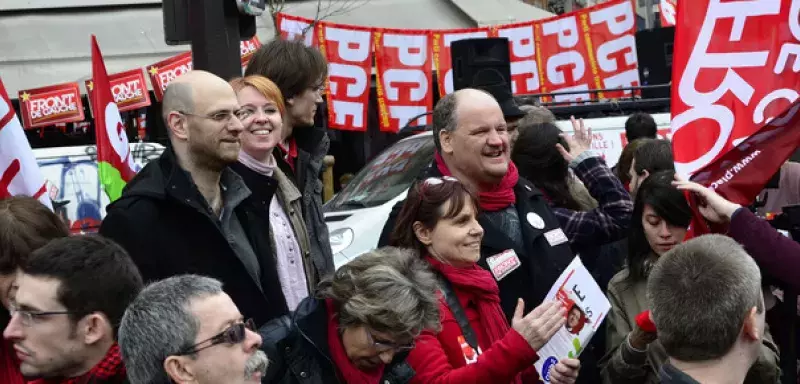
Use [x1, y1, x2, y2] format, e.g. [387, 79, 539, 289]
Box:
[534, 256, 610, 382]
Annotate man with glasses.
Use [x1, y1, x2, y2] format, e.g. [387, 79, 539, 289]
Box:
[119, 274, 268, 384]
[101, 70, 285, 327]
[260, 247, 441, 383]
[3, 235, 143, 383]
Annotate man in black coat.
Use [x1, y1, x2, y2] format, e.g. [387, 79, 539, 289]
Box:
[100, 70, 288, 327]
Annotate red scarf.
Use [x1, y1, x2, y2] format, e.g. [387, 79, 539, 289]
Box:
[0, 339, 24, 384]
[425, 256, 510, 345]
[278, 138, 298, 172]
[28, 343, 126, 384]
[325, 299, 385, 384]
[434, 152, 518, 212]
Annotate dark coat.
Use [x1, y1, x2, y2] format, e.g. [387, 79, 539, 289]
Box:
[260, 297, 415, 384]
[279, 125, 335, 280]
[99, 149, 288, 327]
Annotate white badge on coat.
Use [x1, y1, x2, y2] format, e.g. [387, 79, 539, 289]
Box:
[544, 228, 568, 247]
[486, 249, 522, 282]
[526, 212, 546, 229]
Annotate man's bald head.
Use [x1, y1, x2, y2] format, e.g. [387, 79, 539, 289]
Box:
[432, 88, 499, 152]
[161, 71, 235, 124]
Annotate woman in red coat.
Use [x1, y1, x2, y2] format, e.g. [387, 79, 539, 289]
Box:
[391, 176, 581, 384]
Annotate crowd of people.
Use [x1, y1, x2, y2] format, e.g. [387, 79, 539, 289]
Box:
[0, 38, 798, 384]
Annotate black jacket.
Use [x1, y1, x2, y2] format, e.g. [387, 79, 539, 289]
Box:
[379, 163, 574, 319]
[260, 297, 415, 384]
[99, 149, 288, 327]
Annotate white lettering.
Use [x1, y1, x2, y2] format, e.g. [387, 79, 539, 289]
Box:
[553, 84, 591, 103]
[510, 60, 539, 93]
[603, 69, 639, 94]
[158, 63, 193, 91]
[443, 31, 489, 94]
[389, 105, 427, 128]
[280, 19, 313, 46]
[774, 43, 800, 74]
[671, 104, 735, 176]
[326, 27, 371, 62]
[383, 69, 427, 101]
[596, 35, 637, 73]
[547, 52, 585, 85]
[29, 94, 78, 119]
[332, 100, 365, 128]
[753, 88, 799, 125]
[384, 34, 427, 66]
[104, 102, 135, 171]
[111, 80, 143, 103]
[542, 17, 579, 48]
[328, 63, 368, 96]
[589, 0, 635, 35]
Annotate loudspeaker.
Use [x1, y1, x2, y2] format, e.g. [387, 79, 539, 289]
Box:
[163, 0, 256, 45]
[635, 27, 674, 99]
[451, 38, 523, 118]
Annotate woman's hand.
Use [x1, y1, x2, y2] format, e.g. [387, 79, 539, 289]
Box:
[511, 299, 566, 351]
[672, 176, 741, 223]
[556, 116, 592, 163]
[549, 358, 581, 384]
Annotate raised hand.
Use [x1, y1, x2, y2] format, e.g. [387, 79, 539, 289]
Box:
[511, 299, 566, 351]
[556, 116, 592, 163]
[672, 175, 741, 223]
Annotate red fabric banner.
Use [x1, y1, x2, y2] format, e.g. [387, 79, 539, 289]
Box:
[240, 36, 262, 68]
[535, 10, 593, 103]
[18, 82, 84, 129]
[276, 13, 318, 47]
[660, 0, 677, 27]
[432, 28, 491, 96]
[671, 0, 800, 178]
[146, 52, 193, 102]
[492, 21, 541, 95]
[318, 22, 374, 131]
[584, 0, 640, 99]
[0, 77, 50, 207]
[86, 68, 151, 114]
[374, 29, 433, 133]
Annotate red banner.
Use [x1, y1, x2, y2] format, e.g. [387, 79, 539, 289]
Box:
[240, 36, 262, 68]
[374, 29, 433, 133]
[585, 0, 640, 99]
[18, 82, 84, 129]
[319, 22, 374, 131]
[671, 0, 800, 178]
[432, 28, 490, 95]
[276, 13, 317, 47]
[492, 21, 541, 95]
[660, 0, 677, 27]
[146, 52, 193, 102]
[535, 10, 593, 103]
[86, 68, 151, 114]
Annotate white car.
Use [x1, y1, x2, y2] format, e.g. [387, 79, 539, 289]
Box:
[324, 113, 671, 268]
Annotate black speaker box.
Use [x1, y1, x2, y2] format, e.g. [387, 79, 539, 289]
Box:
[163, 0, 256, 46]
[636, 27, 674, 99]
[451, 38, 512, 93]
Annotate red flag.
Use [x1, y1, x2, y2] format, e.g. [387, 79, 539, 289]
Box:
[91, 35, 136, 201]
[0, 78, 50, 208]
[671, 0, 800, 238]
[659, 0, 676, 27]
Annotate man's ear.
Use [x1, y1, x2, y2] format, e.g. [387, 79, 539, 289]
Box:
[440, 130, 454, 155]
[285, 96, 296, 107]
[413, 221, 433, 246]
[742, 306, 761, 341]
[168, 112, 189, 140]
[641, 169, 650, 180]
[164, 355, 196, 384]
[79, 313, 111, 345]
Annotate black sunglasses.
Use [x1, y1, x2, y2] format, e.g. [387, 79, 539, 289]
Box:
[176, 319, 255, 355]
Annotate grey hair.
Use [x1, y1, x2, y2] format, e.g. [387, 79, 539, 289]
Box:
[432, 92, 459, 153]
[318, 247, 441, 340]
[118, 275, 223, 384]
[647, 235, 763, 362]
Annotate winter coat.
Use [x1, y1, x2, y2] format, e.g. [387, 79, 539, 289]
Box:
[278, 125, 335, 281]
[99, 148, 288, 327]
[406, 297, 540, 384]
[600, 268, 781, 384]
[260, 297, 415, 384]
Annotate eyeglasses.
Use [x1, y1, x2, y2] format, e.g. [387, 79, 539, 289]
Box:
[365, 329, 415, 354]
[176, 319, 256, 356]
[178, 110, 240, 124]
[8, 303, 74, 327]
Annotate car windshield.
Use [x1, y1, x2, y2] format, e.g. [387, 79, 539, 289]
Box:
[326, 134, 435, 212]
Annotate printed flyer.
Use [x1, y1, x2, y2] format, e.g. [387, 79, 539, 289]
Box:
[535, 256, 610, 382]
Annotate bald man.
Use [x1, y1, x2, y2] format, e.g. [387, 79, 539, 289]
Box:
[101, 70, 290, 327]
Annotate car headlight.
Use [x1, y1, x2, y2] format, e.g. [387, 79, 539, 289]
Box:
[329, 228, 354, 255]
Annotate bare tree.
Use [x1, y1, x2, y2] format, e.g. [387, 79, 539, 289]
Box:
[270, 0, 370, 37]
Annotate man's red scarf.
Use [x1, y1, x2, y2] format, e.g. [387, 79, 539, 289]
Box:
[326, 299, 385, 384]
[29, 343, 126, 384]
[434, 152, 518, 212]
[278, 138, 298, 172]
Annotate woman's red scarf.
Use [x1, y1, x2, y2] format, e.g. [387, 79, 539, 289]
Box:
[425, 256, 511, 347]
[326, 299, 385, 384]
[434, 152, 518, 212]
